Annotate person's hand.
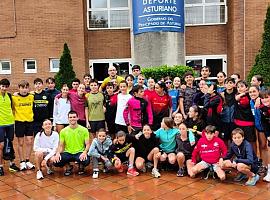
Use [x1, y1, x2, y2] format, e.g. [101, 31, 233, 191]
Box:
[54, 153, 61, 163]
[232, 162, 237, 169]
[190, 141, 195, 146]
[218, 158, 224, 168]
[86, 122, 91, 130]
[172, 111, 178, 118]
[79, 151, 87, 161]
[113, 138, 118, 144]
[183, 114, 187, 120]
[127, 125, 134, 134]
[255, 97, 261, 108]
[155, 152, 161, 159]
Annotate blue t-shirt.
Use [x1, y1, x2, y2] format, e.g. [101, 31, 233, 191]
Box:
[155, 128, 179, 153]
[168, 89, 180, 112]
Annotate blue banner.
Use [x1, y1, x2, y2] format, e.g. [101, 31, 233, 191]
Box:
[132, 0, 185, 35]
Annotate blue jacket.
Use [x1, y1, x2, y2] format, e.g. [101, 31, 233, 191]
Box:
[250, 100, 264, 131]
[88, 136, 112, 158]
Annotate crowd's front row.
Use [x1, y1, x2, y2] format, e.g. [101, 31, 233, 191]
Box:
[33, 110, 260, 186]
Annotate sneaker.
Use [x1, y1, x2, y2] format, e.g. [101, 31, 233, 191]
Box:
[64, 165, 73, 176]
[92, 170, 99, 179]
[0, 167, 4, 176]
[78, 166, 85, 175]
[152, 168, 161, 178]
[127, 167, 139, 176]
[245, 174, 260, 186]
[202, 168, 210, 180]
[145, 162, 153, 169]
[258, 166, 267, 176]
[177, 168, 185, 177]
[46, 167, 54, 175]
[117, 165, 124, 173]
[9, 163, 20, 172]
[20, 162, 27, 171]
[36, 170, 44, 180]
[234, 173, 247, 182]
[26, 161, 35, 170]
[263, 173, 270, 182]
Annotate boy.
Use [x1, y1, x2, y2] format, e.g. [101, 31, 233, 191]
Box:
[83, 73, 92, 93]
[45, 77, 60, 120]
[220, 128, 260, 186]
[88, 128, 112, 178]
[12, 80, 35, 170]
[69, 78, 81, 93]
[109, 131, 139, 176]
[188, 125, 227, 180]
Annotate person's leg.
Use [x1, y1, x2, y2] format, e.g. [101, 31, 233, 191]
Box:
[258, 132, 268, 166]
[214, 164, 226, 180]
[126, 147, 136, 168]
[186, 159, 194, 176]
[159, 153, 168, 162]
[168, 153, 176, 165]
[135, 157, 145, 170]
[176, 152, 185, 168]
[237, 163, 254, 178]
[0, 142, 3, 168]
[34, 151, 44, 171]
[56, 124, 64, 133]
[17, 137, 24, 161]
[189, 161, 209, 178]
[147, 147, 160, 169]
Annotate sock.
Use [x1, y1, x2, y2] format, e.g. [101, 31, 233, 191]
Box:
[20, 160, 25, 163]
[25, 159, 29, 163]
[267, 164, 270, 173]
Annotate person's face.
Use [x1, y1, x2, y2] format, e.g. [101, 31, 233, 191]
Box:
[126, 77, 133, 87]
[143, 125, 152, 139]
[248, 86, 259, 100]
[184, 75, 194, 85]
[19, 86, 29, 95]
[47, 81, 55, 90]
[68, 113, 78, 125]
[173, 77, 181, 88]
[117, 136, 126, 145]
[138, 76, 145, 85]
[217, 73, 225, 84]
[84, 76, 91, 86]
[72, 82, 79, 90]
[165, 79, 172, 89]
[155, 84, 163, 94]
[201, 67, 210, 78]
[97, 132, 106, 143]
[261, 95, 270, 107]
[179, 124, 187, 135]
[251, 77, 260, 86]
[90, 82, 98, 93]
[42, 120, 52, 133]
[231, 75, 239, 83]
[174, 113, 183, 125]
[232, 133, 244, 146]
[225, 81, 235, 90]
[237, 83, 247, 94]
[205, 131, 215, 141]
[135, 89, 144, 98]
[34, 82, 43, 91]
[147, 79, 155, 89]
[119, 83, 127, 93]
[0, 85, 9, 93]
[199, 80, 206, 90]
[61, 86, 69, 96]
[188, 107, 197, 119]
[108, 67, 117, 78]
[106, 86, 114, 95]
[132, 69, 140, 77]
[77, 84, 85, 95]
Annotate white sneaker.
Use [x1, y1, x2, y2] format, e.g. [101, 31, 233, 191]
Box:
[20, 162, 27, 171]
[152, 168, 161, 178]
[263, 173, 270, 182]
[36, 170, 44, 180]
[26, 161, 35, 170]
[92, 170, 99, 179]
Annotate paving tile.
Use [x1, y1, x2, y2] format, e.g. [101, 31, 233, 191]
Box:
[1, 193, 30, 200]
[223, 191, 255, 200]
[0, 189, 21, 199]
[16, 184, 41, 193]
[0, 185, 12, 192]
[101, 182, 126, 192]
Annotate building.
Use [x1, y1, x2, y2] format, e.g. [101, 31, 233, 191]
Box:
[0, 0, 269, 88]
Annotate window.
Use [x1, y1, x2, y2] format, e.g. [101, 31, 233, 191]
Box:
[186, 55, 227, 77]
[89, 59, 131, 82]
[50, 58, 60, 72]
[185, 0, 227, 25]
[24, 59, 37, 73]
[0, 60, 11, 74]
[87, 0, 130, 29]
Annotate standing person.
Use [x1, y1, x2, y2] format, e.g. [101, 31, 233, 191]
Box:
[99, 66, 124, 92]
[123, 85, 153, 135]
[83, 73, 92, 93]
[33, 78, 52, 135]
[144, 78, 155, 100]
[134, 74, 147, 90]
[45, 77, 60, 120]
[85, 79, 105, 137]
[195, 66, 212, 87]
[173, 77, 181, 90]
[69, 78, 81, 94]
[179, 72, 196, 120]
[125, 74, 134, 94]
[132, 65, 147, 86]
[0, 79, 20, 175]
[216, 72, 226, 93]
[165, 77, 180, 116]
[53, 84, 71, 133]
[53, 111, 90, 175]
[115, 81, 132, 133]
[250, 75, 267, 91]
[192, 79, 208, 108]
[231, 73, 241, 83]
[12, 80, 35, 171]
[33, 119, 59, 180]
[150, 81, 172, 131]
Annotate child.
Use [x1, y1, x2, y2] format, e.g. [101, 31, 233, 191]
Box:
[176, 123, 195, 177]
[134, 74, 147, 90]
[189, 125, 227, 181]
[125, 74, 134, 94]
[12, 80, 35, 170]
[123, 85, 153, 135]
[216, 72, 226, 93]
[250, 75, 267, 91]
[173, 77, 181, 90]
[144, 78, 156, 101]
[109, 131, 139, 176]
[174, 113, 184, 127]
[88, 128, 112, 179]
[33, 119, 59, 180]
[165, 76, 180, 117]
[221, 128, 260, 186]
[134, 124, 161, 178]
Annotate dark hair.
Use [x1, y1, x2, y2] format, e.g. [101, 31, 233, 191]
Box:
[249, 84, 260, 92]
[0, 78, 10, 86]
[89, 79, 98, 84]
[156, 80, 168, 94]
[217, 71, 227, 77]
[97, 128, 107, 134]
[260, 89, 270, 98]
[34, 78, 43, 84]
[105, 82, 114, 88]
[61, 83, 68, 88]
[68, 110, 78, 117]
[205, 125, 216, 133]
[236, 80, 248, 88]
[18, 80, 29, 88]
[231, 73, 241, 79]
[132, 65, 141, 71]
[225, 77, 235, 84]
[163, 117, 174, 129]
[72, 78, 80, 84]
[183, 71, 194, 79]
[201, 66, 211, 73]
[83, 73, 92, 79]
[125, 74, 134, 81]
[231, 128, 244, 137]
[119, 80, 128, 86]
[116, 131, 126, 138]
[164, 76, 172, 81]
[45, 77, 55, 84]
[253, 75, 264, 86]
[132, 85, 144, 94]
[39, 119, 52, 136]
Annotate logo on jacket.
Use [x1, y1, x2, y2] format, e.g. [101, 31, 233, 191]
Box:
[214, 142, 219, 147]
[201, 144, 207, 148]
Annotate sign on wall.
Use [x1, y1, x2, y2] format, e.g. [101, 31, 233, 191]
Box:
[132, 0, 185, 35]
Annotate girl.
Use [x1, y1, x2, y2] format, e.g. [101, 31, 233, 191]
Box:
[33, 119, 59, 180]
[174, 113, 184, 127]
[125, 74, 134, 94]
[53, 84, 71, 133]
[123, 85, 153, 135]
[150, 81, 172, 131]
[250, 75, 266, 91]
[134, 124, 161, 178]
[216, 71, 226, 93]
[144, 77, 155, 101]
[176, 123, 196, 177]
[173, 77, 181, 90]
[165, 76, 180, 117]
[155, 117, 179, 167]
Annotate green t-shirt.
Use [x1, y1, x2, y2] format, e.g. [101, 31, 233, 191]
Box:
[60, 125, 89, 154]
[85, 92, 105, 121]
[0, 93, 14, 126]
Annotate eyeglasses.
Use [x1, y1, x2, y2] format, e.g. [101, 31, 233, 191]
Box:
[165, 81, 172, 84]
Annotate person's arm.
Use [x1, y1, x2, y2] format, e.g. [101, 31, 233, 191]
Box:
[223, 144, 234, 160]
[33, 134, 49, 152]
[235, 92, 246, 101]
[188, 130, 196, 146]
[79, 131, 91, 161]
[235, 143, 254, 165]
[88, 140, 101, 158]
[146, 99, 153, 125]
[179, 98, 186, 119]
[54, 140, 64, 163]
[53, 98, 58, 127]
[44, 133, 59, 161]
[191, 143, 199, 164]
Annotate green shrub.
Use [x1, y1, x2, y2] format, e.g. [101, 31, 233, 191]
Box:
[248, 6, 270, 87]
[141, 65, 194, 81]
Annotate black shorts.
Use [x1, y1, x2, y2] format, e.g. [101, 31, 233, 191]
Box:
[15, 121, 34, 137]
[235, 125, 256, 142]
[89, 120, 105, 134]
[115, 124, 128, 133]
[0, 124, 14, 143]
[78, 120, 86, 127]
[33, 121, 43, 135]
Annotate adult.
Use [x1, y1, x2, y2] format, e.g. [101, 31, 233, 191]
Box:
[53, 111, 90, 175]
[99, 66, 124, 92]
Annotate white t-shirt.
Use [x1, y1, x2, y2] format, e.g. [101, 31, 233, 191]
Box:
[115, 93, 132, 126]
[53, 97, 71, 126]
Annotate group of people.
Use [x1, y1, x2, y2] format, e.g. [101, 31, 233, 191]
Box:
[0, 64, 269, 187]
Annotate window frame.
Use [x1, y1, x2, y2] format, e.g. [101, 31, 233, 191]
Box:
[49, 58, 60, 73]
[0, 60, 11, 75]
[87, 0, 130, 30]
[24, 59, 37, 73]
[185, 0, 227, 26]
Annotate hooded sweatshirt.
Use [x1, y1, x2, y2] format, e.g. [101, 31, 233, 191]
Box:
[88, 136, 112, 158]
